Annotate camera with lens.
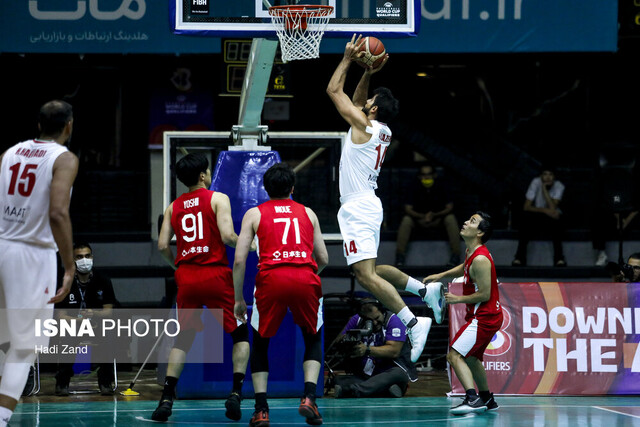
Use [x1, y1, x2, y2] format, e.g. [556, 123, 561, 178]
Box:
[605, 261, 636, 282]
[335, 319, 373, 355]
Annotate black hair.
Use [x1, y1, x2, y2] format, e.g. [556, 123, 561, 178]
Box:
[358, 297, 385, 317]
[628, 252, 640, 262]
[176, 153, 209, 187]
[541, 165, 558, 176]
[372, 87, 399, 123]
[38, 100, 73, 137]
[263, 162, 295, 199]
[476, 210, 493, 243]
[73, 242, 93, 253]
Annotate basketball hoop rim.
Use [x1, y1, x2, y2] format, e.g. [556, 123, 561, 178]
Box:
[268, 5, 334, 18]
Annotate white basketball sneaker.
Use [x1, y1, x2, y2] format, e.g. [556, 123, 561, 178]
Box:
[423, 281, 447, 324]
[407, 317, 432, 363]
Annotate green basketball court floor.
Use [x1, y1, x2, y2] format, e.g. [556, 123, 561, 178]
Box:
[12, 396, 640, 426]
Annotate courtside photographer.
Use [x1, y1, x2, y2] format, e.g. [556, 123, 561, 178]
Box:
[605, 252, 640, 282]
[330, 297, 417, 398]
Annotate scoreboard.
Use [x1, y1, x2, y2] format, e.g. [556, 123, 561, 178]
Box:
[221, 39, 291, 97]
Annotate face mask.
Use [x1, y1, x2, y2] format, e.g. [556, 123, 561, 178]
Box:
[75, 258, 93, 274]
[421, 178, 434, 188]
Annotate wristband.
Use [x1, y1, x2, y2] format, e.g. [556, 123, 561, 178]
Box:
[364, 345, 371, 357]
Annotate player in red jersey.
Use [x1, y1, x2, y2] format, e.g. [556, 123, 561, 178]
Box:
[154, 153, 251, 422]
[233, 163, 329, 427]
[424, 211, 502, 415]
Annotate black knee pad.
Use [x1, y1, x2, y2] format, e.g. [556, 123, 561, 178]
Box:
[174, 329, 196, 352]
[250, 329, 270, 373]
[302, 328, 323, 363]
[231, 323, 249, 344]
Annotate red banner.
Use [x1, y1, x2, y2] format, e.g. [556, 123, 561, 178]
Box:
[448, 282, 640, 395]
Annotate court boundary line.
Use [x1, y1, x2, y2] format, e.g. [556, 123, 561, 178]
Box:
[594, 406, 640, 419]
[15, 402, 640, 416]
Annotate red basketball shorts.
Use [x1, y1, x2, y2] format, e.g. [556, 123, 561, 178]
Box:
[450, 317, 501, 361]
[175, 263, 240, 334]
[252, 266, 323, 338]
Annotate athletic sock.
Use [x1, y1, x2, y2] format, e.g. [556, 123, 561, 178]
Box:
[0, 407, 12, 427]
[232, 373, 245, 394]
[303, 382, 316, 400]
[479, 390, 492, 402]
[466, 389, 478, 399]
[405, 276, 426, 297]
[255, 392, 268, 411]
[162, 376, 178, 400]
[397, 306, 416, 327]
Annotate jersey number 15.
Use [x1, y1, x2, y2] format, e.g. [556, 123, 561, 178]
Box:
[7, 163, 38, 197]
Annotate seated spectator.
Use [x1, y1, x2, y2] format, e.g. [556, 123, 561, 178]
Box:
[332, 298, 417, 398]
[395, 163, 460, 267]
[54, 242, 118, 396]
[512, 167, 566, 267]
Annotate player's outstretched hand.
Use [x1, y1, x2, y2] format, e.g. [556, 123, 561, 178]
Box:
[48, 270, 73, 304]
[344, 33, 366, 62]
[234, 300, 248, 324]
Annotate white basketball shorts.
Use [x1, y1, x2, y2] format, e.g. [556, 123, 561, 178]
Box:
[0, 239, 57, 350]
[337, 193, 383, 266]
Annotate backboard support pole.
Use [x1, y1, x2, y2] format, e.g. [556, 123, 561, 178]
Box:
[231, 37, 278, 151]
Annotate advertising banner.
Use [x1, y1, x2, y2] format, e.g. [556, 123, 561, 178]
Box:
[449, 282, 640, 395]
[0, 1, 617, 54]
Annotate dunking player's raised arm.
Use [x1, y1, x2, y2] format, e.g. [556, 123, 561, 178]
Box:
[352, 53, 388, 109]
[48, 151, 79, 304]
[157, 203, 176, 270]
[211, 192, 238, 248]
[326, 34, 369, 130]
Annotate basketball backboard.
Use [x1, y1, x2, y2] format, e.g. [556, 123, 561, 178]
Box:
[171, 0, 420, 38]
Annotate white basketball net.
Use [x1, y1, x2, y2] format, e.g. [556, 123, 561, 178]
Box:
[269, 6, 333, 62]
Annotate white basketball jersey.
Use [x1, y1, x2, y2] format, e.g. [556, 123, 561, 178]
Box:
[0, 139, 69, 249]
[339, 120, 392, 197]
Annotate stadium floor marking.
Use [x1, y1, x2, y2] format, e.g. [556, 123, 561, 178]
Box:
[594, 406, 640, 419]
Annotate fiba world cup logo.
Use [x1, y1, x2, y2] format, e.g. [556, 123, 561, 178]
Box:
[484, 307, 512, 357]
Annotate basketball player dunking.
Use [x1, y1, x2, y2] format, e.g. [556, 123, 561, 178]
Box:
[424, 211, 502, 415]
[0, 100, 78, 427]
[327, 34, 444, 363]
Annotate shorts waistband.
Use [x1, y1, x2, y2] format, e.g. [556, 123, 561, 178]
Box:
[340, 190, 376, 204]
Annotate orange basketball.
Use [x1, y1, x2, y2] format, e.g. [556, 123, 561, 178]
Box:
[357, 36, 386, 68]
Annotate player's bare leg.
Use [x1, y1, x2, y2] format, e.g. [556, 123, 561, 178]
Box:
[351, 259, 431, 362]
[166, 348, 187, 378]
[152, 348, 187, 422]
[467, 356, 498, 410]
[0, 395, 17, 412]
[376, 264, 446, 323]
[250, 372, 270, 427]
[0, 394, 16, 427]
[299, 360, 322, 425]
[466, 357, 488, 391]
[232, 341, 250, 373]
[447, 350, 486, 415]
[352, 259, 408, 313]
[447, 349, 475, 390]
[226, 341, 250, 421]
